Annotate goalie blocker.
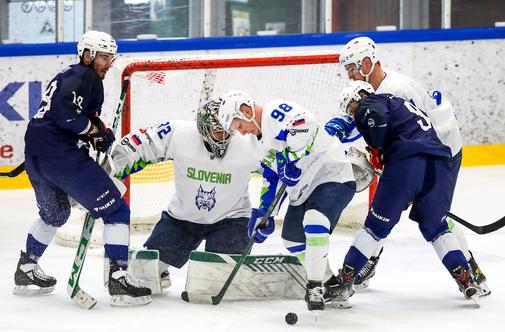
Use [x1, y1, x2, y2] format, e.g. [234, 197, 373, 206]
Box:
[106, 249, 306, 299]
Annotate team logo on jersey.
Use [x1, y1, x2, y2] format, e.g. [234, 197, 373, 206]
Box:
[195, 185, 216, 212]
[367, 118, 376, 127]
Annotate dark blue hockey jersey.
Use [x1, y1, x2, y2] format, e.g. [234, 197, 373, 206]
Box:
[25, 63, 104, 155]
[354, 94, 451, 164]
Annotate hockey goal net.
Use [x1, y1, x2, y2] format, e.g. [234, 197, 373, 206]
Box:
[55, 50, 370, 247]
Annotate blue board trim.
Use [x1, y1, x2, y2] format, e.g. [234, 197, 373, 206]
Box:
[1, 27, 504, 57]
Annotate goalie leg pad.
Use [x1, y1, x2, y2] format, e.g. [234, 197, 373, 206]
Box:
[185, 251, 307, 299]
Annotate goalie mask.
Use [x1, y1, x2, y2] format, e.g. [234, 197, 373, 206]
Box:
[77, 30, 117, 61]
[197, 99, 231, 159]
[339, 81, 375, 114]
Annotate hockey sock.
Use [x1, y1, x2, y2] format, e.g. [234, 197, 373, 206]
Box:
[345, 227, 385, 272]
[431, 231, 469, 272]
[303, 210, 330, 281]
[447, 220, 471, 261]
[103, 223, 129, 268]
[26, 218, 58, 261]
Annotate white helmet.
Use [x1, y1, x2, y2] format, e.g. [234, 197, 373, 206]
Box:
[218, 90, 255, 132]
[340, 36, 378, 69]
[339, 81, 375, 114]
[77, 30, 117, 60]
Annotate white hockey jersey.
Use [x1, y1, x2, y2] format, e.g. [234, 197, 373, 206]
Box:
[378, 70, 463, 156]
[259, 99, 354, 206]
[111, 120, 263, 225]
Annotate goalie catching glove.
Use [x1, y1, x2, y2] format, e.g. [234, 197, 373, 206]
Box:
[248, 208, 275, 243]
[347, 146, 379, 192]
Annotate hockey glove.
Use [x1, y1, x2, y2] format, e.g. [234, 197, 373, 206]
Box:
[276, 151, 301, 187]
[248, 208, 275, 244]
[89, 117, 115, 153]
[325, 115, 359, 142]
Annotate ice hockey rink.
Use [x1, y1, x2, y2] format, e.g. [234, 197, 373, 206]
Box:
[0, 165, 504, 332]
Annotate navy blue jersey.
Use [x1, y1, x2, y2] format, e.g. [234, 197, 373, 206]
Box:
[354, 94, 451, 164]
[25, 63, 104, 155]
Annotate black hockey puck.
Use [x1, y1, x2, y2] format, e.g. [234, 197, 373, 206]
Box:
[181, 291, 189, 302]
[285, 312, 298, 325]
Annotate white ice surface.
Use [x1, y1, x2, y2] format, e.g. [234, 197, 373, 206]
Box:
[1, 165, 504, 332]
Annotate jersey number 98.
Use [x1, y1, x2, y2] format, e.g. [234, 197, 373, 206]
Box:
[271, 103, 293, 122]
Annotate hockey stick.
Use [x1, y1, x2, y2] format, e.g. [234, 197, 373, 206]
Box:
[182, 183, 288, 305]
[67, 77, 130, 309]
[447, 211, 505, 235]
[0, 162, 25, 178]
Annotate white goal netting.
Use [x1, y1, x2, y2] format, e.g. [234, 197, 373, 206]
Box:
[55, 50, 370, 248]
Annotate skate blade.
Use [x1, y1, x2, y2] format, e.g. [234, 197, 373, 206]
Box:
[327, 299, 352, 309]
[111, 294, 152, 307]
[13, 285, 55, 296]
[477, 283, 491, 297]
[160, 278, 171, 290]
[353, 280, 369, 291]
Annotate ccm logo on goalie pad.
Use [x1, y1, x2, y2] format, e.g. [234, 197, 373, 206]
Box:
[253, 257, 286, 264]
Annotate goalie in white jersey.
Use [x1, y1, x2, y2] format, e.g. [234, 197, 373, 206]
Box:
[217, 90, 356, 312]
[324, 36, 489, 295]
[111, 99, 262, 287]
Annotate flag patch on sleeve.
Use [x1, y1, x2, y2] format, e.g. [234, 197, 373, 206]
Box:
[292, 119, 305, 127]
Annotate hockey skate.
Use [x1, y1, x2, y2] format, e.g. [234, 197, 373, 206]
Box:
[108, 260, 152, 306]
[468, 251, 491, 296]
[160, 269, 171, 289]
[13, 251, 56, 296]
[451, 265, 478, 303]
[305, 280, 325, 311]
[324, 264, 356, 306]
[354, 248, 383, 290]
[323, 275, 352, 309]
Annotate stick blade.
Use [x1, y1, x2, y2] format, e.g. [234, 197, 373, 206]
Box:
[181, 291, 214, 304]
[71, 287, 97, 309]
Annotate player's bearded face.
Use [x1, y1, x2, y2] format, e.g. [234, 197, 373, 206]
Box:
[92, 51, 116, 79]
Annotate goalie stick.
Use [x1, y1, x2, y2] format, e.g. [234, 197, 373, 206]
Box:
[447, 211, 505, 235]
[67, 78, 130, 309]
[0, 162, 25, 178]
[182, 183, 288, 305]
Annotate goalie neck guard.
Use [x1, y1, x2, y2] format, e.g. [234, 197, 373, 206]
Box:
[197, 99, 232, 159]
